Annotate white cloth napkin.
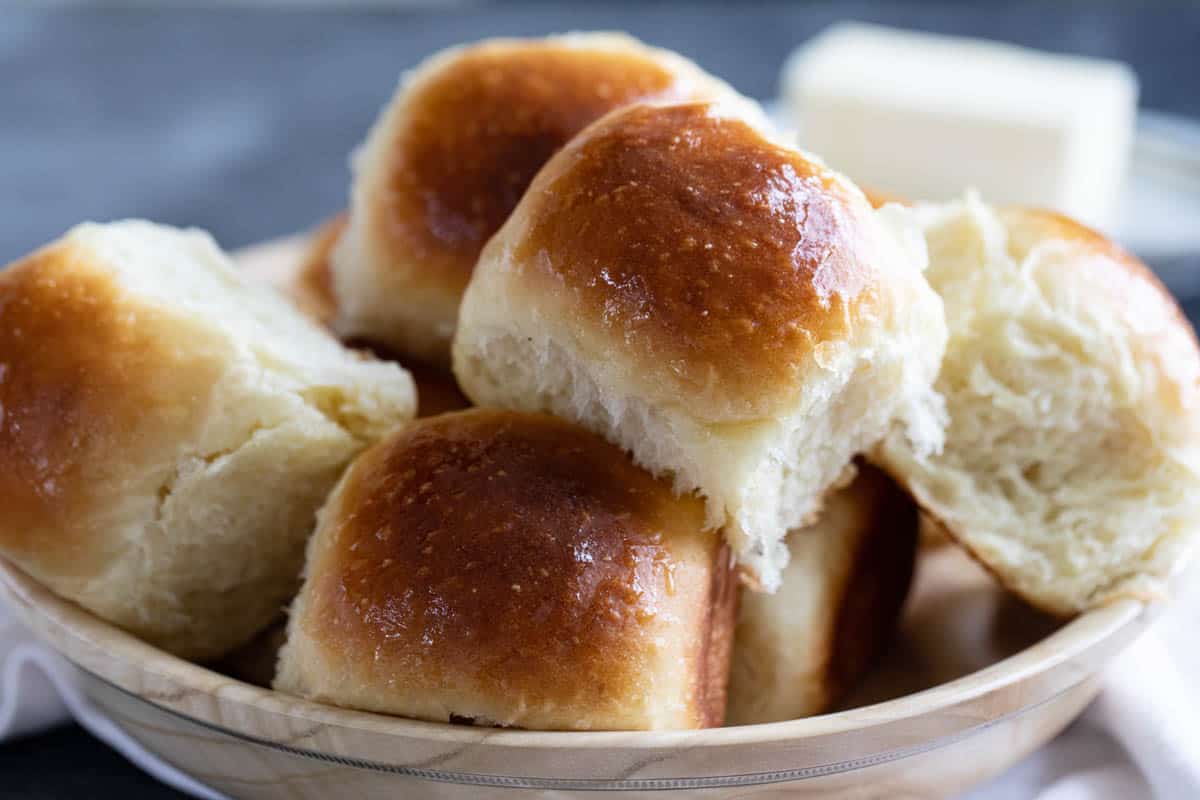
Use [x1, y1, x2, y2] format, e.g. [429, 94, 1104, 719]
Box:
[0, 605, 227, 800]
[970, 572, 1200, 800]
[2, 590, 1198, 799]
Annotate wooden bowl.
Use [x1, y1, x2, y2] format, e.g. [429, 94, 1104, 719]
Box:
[0, 236, 1154, 799]
[0, 548, 1148, 799]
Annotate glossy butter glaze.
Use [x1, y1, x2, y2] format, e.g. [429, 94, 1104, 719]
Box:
[373, 42, 692, 291]
[514, 102, 881, 410]
[290, 409, 733, 729]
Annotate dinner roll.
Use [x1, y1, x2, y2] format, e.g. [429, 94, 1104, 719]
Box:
[282, 218, 473, 418]
[727, 463, 917, 724]
[453, 101, 947, 590]
[292, 213, 346, 326]
[275, 409, 738, 730]
[332, 32, 765, 365]
[338, 339, 472, 418]
[0, 221, 416, 660]
[875, 194, 1200, 614]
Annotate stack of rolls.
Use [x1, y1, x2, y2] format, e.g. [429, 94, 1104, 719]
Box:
[327, 32, 766, 367]
[2, 32, 1199, 732]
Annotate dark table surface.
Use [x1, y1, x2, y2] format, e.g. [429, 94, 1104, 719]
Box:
[2, 2, 1199, 797]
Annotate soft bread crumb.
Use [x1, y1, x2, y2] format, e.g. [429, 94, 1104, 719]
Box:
[875, 194, 1200, 614]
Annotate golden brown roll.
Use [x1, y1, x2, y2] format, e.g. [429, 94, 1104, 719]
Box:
[453, 100, 947, 590]
[275, 409, 738, 730]
[727, 464, 917, 724]
[0, 221, 416, 660]
[875, 195, 1200, 614]
[332, 32, 765, 365]
[284, 216, 474, 418]
[291, 213, 347, 326]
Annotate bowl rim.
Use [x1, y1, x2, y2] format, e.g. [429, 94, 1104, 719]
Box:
[0, 554, 1146, 752]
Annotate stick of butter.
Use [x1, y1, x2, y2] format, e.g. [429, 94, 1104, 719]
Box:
[783, 23, 1138, 230]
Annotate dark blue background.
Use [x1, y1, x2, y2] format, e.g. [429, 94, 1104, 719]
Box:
[2, 3, 1198, 797]
[5, 2, 1200, 261]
